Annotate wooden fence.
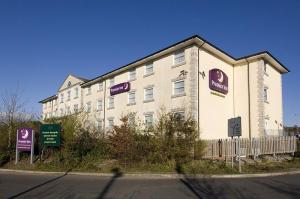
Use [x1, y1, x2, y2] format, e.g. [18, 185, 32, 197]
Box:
[202, 136, 297, 159]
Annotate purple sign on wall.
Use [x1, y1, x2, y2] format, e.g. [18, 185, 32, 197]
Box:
[209, 68, 229, 94]
[17, 128, 33, 151]
[110, 82, 130, 96]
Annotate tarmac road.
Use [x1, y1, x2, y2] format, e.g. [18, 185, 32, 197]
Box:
[0, 171, 300, 199]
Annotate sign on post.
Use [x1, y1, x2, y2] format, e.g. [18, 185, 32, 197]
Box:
[228, 117, 242, 137]
[16, 128, 34, 164]
[40, 124, 61, 147]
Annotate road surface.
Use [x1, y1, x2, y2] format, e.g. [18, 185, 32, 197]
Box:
[0, 171, 300, 198]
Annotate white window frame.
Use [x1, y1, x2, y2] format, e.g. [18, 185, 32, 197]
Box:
[98, 82, 103, 91]
[144, 87, 154, 101]
[86, 86, 91, 96]
[74, 104, 79, 112]
[264, 87, 269, 103]
[128, 91, 136, 104]
[173, 80, 185, 95]
[108, 96, 114, 109]
[74, 87, 79, 99]
[129, 69, 136, 81]
[109, 78, 115, 87]
[174, 50, 185, 65]
[144, 114, 154, 128]
[97, 99, 103, 111]
[67, 90, 71, 101]
[86, 102, 92, 113]
[108, 118, 114, 129]
[60, 93, 64, 104]
[145, 62, 154, 75]
[96, 120, 102, 129]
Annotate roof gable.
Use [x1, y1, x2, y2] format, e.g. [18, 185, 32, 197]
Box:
[58, 74, 88, 92]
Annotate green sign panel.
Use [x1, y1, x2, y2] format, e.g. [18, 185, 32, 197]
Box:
[40, 124, 61, 146]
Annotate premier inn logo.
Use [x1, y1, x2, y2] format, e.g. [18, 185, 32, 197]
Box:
[209, 68, 228, 94]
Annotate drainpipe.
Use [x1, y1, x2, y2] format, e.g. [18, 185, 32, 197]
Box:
[197, 42, 205, 138]
[246, 59, 252, 139]
[103, 80, 106, 130]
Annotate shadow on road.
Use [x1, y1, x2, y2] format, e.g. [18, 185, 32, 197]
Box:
[175, 163, 224, 199]
[97, 167, 123, 199]
[8, 169, 72, 199]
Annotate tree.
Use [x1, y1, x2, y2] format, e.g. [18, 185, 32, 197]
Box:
[0, 87, 34, 150]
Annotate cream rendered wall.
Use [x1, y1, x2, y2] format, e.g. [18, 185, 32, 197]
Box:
[263, 62, 283, 134]
[198, 49, 234, 139]
[233, 63, 250, 138]
[99, 47, 193, 128]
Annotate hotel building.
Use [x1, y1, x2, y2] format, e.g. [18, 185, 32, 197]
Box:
[39, 35, 289, 139]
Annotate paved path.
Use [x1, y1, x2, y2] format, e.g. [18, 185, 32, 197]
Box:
[1, 171, 300, 199]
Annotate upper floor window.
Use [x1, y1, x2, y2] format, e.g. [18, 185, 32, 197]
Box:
[54, 99, 57, 106]
[74, 104, 79, 112]
[109, 77, 115, 87]
[66, 106, 71, 114]
[128, 91, 136, 104]
[86, 102, 92, 113]
[174, 111, 185, 121]
[144, 87, 154, 101]
[264, 87, 268, 103]
[129, 69, 136, 80]
[97, 99, 103, 111]
[174, 50, 185, 65]
[98, 82, 103, 91]
[74, 87, 79, 98]
[173, 80, 185, 95]
[48, 102, 51, 108]
[108, 96, 114, 109]
[67, 90, 71, 101]
[60, 93, 64, 104]
[108, 118, 114, 129]
[86, 86, 91, 95]
[145, 62, 154, 75]
[144, 113, 154, 128]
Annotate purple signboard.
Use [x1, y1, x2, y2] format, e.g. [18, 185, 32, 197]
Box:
[17, 128, 33, 151]
[209, 68, 229, 94]
[110, 82, 130, 96]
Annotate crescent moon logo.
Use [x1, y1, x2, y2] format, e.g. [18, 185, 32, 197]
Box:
[217, 70, 224, 83]
[22, 129, 29, 139]
[124, 83, 129, 90]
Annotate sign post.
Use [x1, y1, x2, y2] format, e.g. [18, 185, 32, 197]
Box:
[15, 128, 34, 164]
[228, 117, 242, 173]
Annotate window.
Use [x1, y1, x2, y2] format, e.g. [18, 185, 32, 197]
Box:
[60, 93, 64, 103]
[108, 118, 114, 129]
[144, 87, 153, 101]
[74, 87, 79, 98]
[145, 62, 154, 75]
[128, 91, 136, 104]
[264, 87, 268, 102]
[109, 78, 115, 87]
[60, 108, 64, 116]
[98, 82, 103, 91]
[173, 80, 185, 95]
[74, 104, 79, 112]
[174, 111, 185, 121]
[86, 102, 92, 113]
[54, 99, 57, 106]
[129, 69, 136, 80]
[86, 87, 91, 95]
[96, 120, 102, 129]
[67, 90, 71, 101]
[174, 50, 185, 65]
[66, 106, 71, 114]
[97, 99, 103, 111]
[144, 114, 153, 128]
[128, 115, 135, 126]
[108, 96, 114, 109]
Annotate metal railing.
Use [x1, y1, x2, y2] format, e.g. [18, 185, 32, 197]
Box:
[202, 136, 297, 159]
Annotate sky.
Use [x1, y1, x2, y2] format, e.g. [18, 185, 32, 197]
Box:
[0, 0, 299, 126]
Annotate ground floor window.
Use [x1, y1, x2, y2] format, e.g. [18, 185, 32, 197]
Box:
[144, 114, 153, 128]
